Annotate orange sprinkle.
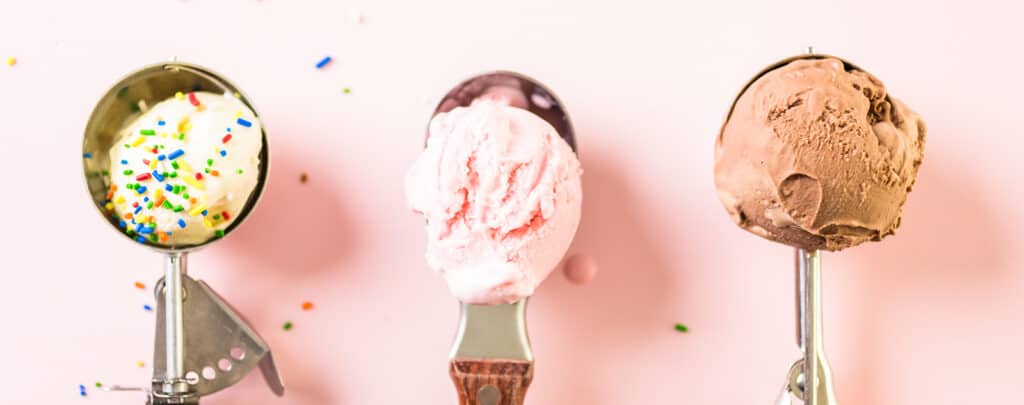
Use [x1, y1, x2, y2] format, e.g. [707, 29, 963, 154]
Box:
[154, 196, 166, 208]
[210, 170, 220, 177]
[158, 232, 169, 242]
[301, 301, 314, 311]
[123, 213, 134, 220]
[105, 190, 115, 200]
[189, 197, 198, 204]
[134, 281, 146, 290]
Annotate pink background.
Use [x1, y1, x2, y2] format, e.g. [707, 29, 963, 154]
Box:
[2, 0, 1023, 403]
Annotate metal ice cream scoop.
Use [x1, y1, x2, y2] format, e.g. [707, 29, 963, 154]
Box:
[723, 49, 860, 405]
[427, 71, 576, 405]
[82, 61, 283, 404]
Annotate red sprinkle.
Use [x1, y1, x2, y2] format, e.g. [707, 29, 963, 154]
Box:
[188, 92, 200, 107]
[136, 173, 152, 181]
[195, 173, 203, 180]
[133, 202, 139, 208]
[222, 134, 232, 143]
[151, 148, 158, 154]
[221, 211, 231, 220]
[143, 159, 151, 165]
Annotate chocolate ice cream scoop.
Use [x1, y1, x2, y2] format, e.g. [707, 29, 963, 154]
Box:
[715, 56, 926, 251]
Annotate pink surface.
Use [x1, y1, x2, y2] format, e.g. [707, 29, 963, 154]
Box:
[1, 1, 1023, 404]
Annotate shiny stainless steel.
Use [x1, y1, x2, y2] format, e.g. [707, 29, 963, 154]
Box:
[429, 71, 576, 153]
[153, 274, 285, 397]
[450, 300, 533, 361]
[82, 62, 279, 404]
[791, 249, 837, 405]
[162, 254, 187, 396]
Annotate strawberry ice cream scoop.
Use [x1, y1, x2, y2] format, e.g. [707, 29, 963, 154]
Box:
[406, 100, 583, 305]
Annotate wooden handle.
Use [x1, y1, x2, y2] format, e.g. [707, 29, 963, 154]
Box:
[449, 359, 534, 405]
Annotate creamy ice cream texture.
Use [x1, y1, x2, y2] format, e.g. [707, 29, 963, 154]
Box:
[107, 91, 262, 246]
[406, 100, 582, 305]
[715, 58, 926, 251]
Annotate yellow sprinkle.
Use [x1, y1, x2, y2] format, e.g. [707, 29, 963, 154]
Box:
[178, 160, 194, 173]
[177, 117, 191, 134]
[233, 92, 241, 99]
[234, 111, 243, 118]
[136, 361, 145, 368]
[175, 92, 184, 100]
[104, 202, 114, 211]
[204, 219, 214, 228]
[189, 204, 206, 217]
[154, 189, 164, 200]
[160, 132, 168, 138]
[182, 175, 205, 191]
[131, 136, 146, 147]
[115, 195, 126, 204]
[6, 57, 15, 66]
[149, 159, 158, 170]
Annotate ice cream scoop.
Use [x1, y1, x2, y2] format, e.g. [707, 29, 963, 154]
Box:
[411, 71, 579, 405]
[716, 55, 926, 252]
[718, 50, 925, 405]
[82, 62, 283, 404]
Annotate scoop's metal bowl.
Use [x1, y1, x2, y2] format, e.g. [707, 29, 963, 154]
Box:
[429, 71, 577, 153]
[82, 62, 269, 252]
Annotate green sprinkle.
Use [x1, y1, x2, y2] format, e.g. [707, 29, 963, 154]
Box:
[149, 233, 158, 242]
[173, 205, 184, 213]
[236, 169, 243, 175]
[343, 87, 351, 94]
[130, 104, 140, 113]
[206, 158, 213, 167]
[178, 134, 185, 140]
[215, 229, 225, 238]
[123, 170, 133, 175]
[171, 161, 179, 170]
[123, 144, 130, 148]
[212, 214, 221, 220]
[146, 201, 154, 209]
[140, 129, 156, 135]
[101, 170, 110, 176]
[204, 168, 210, 174]
[169, 172, 178, 178]
[162, 200, 173, 209]
[126, 183, 135, 190]
[674, 323, 689, 333]
[116, 87, 129, 98]
[282, 321, 293, 331]
[182, 193, 190, 199]
[95, 382, 102, 388]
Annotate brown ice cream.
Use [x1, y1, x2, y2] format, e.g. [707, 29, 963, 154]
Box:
[715, 57, 926, 251]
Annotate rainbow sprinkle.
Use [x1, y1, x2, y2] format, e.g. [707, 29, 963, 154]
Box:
[315, 56, 332, 69]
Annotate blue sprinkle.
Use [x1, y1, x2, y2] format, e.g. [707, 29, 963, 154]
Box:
[177, 219, 187, 228]
[315, 55, 332, 69]
[157, 120, 166, 126]
[136, 186, 147, 194]
[236, 118, 252, 127]
[118, 220, 127, 229]
[220, 150, 227, 157]
[134, 206, 142, 215]
[152, 171, 165, 182]
[83, 152, 92, 159]
[166, 231, 172, 236]
[135, 223, 144, 233]
[165, 184, 174, 192]
[167, 149, 185, 160]
[226, 127, 232, 132]
[143, 197, 149, 202]
[201, 210, 208, 216]
[143, 304, 153, 312]
[157, 154, 166, 161]
[79, 384, 87, 396]
[138, 226, 155, 234]
[136, 236, 146, 243]
[121, 159, 128, 165]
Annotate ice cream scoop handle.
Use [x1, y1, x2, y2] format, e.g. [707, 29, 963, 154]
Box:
[449, 359, 533, 405]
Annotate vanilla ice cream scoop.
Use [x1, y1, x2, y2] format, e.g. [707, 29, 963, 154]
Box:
[406, 99, 583, 305]
[106, 91, 262, 246]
